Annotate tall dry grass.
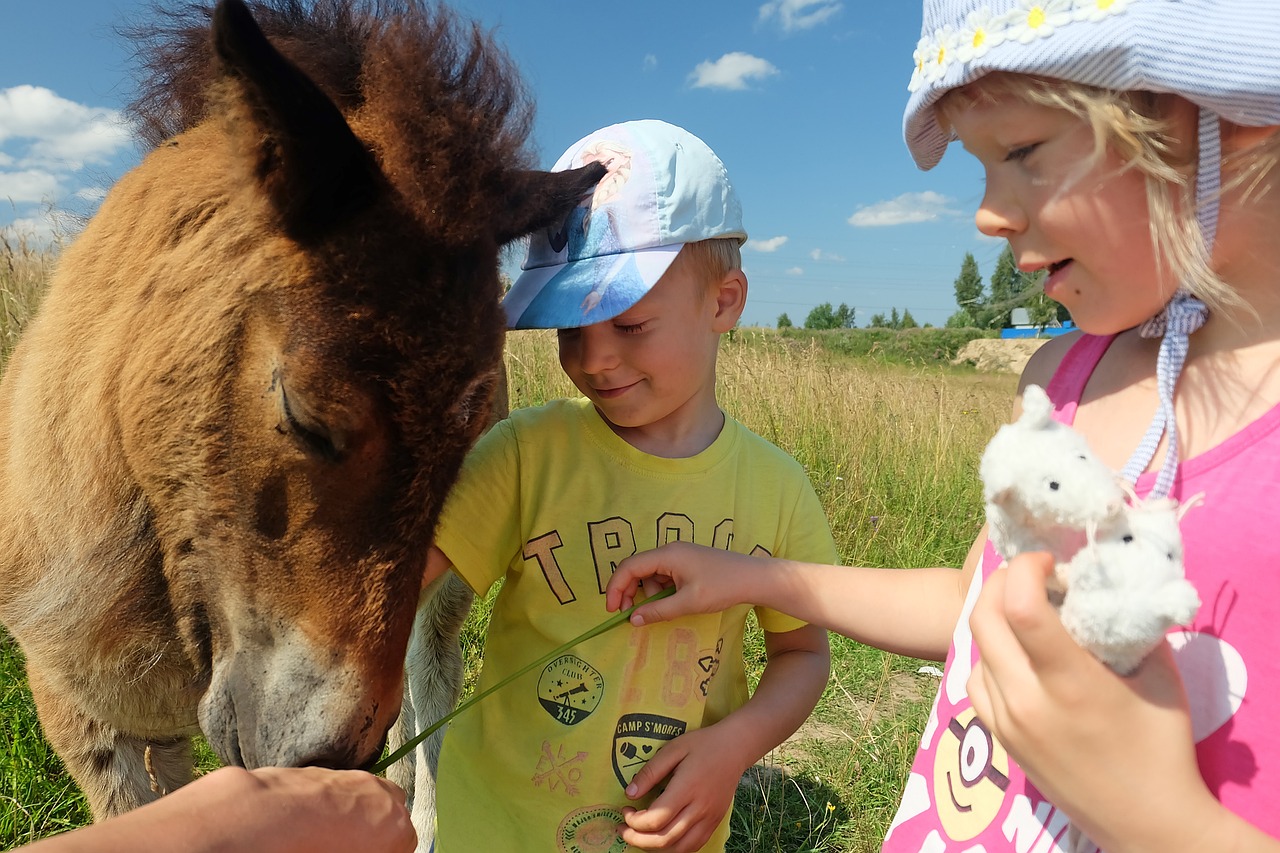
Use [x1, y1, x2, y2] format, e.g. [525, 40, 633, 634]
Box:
[0, 233, 55, 366]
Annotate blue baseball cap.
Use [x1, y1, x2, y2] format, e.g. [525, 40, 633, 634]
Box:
[903, 0, 1280, 171]
[503, 120, 746, 330]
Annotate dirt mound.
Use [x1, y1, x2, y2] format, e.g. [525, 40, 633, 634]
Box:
[952, 338, 1049, 374]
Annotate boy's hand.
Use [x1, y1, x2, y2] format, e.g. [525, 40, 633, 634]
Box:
[605, 541, 756, 624]
[616, 725, 744, 852]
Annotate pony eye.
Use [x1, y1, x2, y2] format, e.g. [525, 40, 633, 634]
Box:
[1048, 481, 1060, 491]
[1122, 534, 1134, 543]
[279, 391, 340, 461]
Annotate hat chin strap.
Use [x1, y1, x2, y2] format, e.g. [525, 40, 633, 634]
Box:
[1119, 109, 1219, 499]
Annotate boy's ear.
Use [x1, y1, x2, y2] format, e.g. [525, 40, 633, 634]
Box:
[711, 269, 748, 333]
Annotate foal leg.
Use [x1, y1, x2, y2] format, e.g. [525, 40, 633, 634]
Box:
[399, 571, 472, 851]
[27, 668, 193, 819]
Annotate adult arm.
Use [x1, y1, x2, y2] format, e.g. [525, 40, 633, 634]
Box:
[17, 766, 416, 853]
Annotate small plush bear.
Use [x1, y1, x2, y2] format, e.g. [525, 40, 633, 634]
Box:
[979, 384, 1200, 674]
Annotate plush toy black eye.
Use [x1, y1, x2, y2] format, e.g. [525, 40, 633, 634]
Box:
[1049, 481, 1060, 491]
[1123, 535, 1134, 543]
[1078, 454, 1087, 460]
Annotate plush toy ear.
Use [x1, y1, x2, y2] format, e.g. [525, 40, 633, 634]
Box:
[1018, 384, 1054, 428]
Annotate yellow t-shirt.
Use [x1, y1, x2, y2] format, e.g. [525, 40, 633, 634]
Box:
[434, 398, 837, 852]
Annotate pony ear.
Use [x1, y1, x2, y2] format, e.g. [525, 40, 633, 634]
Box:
[492, 163, 607, 246]
[212, 0, 381, 241]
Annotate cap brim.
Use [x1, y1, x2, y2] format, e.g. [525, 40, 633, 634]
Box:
[503, 245, 683, 330]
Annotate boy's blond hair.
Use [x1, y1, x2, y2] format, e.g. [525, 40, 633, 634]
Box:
[676, 238, 743, 295]
[939, 73, 1279, 315]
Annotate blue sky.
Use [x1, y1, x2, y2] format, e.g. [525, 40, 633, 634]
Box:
[1, 1, 1004, 328]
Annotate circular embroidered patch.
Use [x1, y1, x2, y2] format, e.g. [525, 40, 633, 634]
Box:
[556, 804, 628, 853]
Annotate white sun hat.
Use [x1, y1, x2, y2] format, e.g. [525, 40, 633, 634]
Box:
[903, 0, 1280, 172]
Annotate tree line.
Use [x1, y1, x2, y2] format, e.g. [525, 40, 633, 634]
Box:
[776, 302, 920, 331]
[946, 245, 1070, 330]
[772, 244, 1072, 332]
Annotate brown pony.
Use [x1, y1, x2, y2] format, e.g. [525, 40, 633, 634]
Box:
[0, 0, 599, 844]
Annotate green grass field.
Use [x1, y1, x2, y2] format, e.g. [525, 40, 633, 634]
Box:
[0, 238, 1016, 851]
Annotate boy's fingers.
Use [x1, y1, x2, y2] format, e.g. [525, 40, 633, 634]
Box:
[623, 743, 682, 800]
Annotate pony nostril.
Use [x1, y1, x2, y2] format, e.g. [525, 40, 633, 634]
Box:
[1049, 481, 1060, 491]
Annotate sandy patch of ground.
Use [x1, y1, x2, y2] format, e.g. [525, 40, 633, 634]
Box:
[952, 338, 1050, 374]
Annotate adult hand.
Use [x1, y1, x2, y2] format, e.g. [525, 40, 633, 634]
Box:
[18, 766, 417, 853]
[967, 552, 1225, 852]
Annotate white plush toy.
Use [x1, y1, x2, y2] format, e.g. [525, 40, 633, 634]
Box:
[979, 384, 1201, 674]
[980, 384, 1126, 564]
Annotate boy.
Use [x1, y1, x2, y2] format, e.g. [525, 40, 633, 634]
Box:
[425, 120, 835, 852]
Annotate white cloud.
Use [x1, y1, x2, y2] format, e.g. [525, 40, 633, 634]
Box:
[786, 266, 804, 276]
[746, 235, 788, 252]
[643, 54, 658, 71]
[689, 53, 779, 91]
[848, 191, 960, 227]
[759, 0, 842, 33]
[809, 248, 845, 262]
[0, 86, 134, 228]
[1, 213, 59, 244]
[74, 186, 109, 202]
[0, 169, 61, 205]
[0, 86, 131, 169]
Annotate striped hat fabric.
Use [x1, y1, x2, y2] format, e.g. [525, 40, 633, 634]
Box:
[903, 0, 1280, 171]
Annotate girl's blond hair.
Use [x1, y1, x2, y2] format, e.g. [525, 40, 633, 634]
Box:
[939, 73, 1279, 315]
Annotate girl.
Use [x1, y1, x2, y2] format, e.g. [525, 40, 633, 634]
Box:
[605, 1, 1280, 849]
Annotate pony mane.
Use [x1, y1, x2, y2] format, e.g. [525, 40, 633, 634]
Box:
[125, 0, 540, 240]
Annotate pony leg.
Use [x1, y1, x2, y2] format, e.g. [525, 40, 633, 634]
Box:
[399, 571, 472, 852]
[26, 667, 193, 819]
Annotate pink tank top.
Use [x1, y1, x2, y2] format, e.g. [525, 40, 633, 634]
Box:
[883, 334, 1280, 851]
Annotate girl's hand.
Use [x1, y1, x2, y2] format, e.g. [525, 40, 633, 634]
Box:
[968, 552, 1227, 852]
[605, 542, 758, 624]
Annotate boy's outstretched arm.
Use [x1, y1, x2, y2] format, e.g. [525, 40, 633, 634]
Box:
[616, 623, 830, 852]
[970, 552, 1280, 853]
[606, 538, 984, 662]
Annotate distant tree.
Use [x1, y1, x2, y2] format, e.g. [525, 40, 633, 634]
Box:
[776, 312, 793, 329]
[945, 309, 976, 328]
[804, 302, 840, 330]
[954, 252, 984, 314]
[900, 309, 918, 329]
[1020, 270, 1073, 328]
[986, 245, 1018, 328]
[889, 307, 901, 329]
[868, 312, 887, 328]
[834, 302, 856, 329]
